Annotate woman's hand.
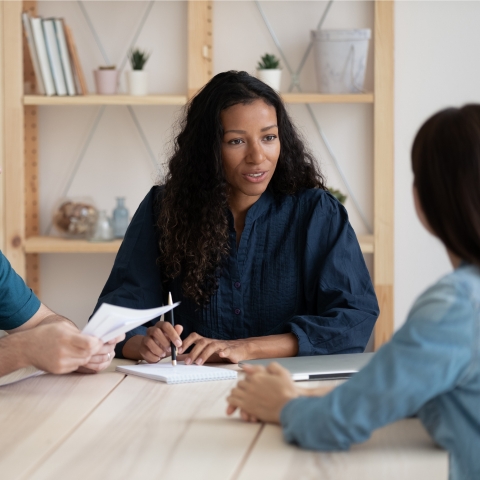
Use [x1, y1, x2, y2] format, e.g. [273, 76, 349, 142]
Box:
[179, 333, 252, 365]
[77, 334, 126, 373]
[139, 321, 184, 363]
[226, 362, 301, 424]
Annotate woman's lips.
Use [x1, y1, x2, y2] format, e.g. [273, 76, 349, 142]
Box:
[242, 171, 267, 183]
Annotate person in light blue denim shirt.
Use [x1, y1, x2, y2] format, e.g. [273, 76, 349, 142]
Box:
[227, 104, 480, 480]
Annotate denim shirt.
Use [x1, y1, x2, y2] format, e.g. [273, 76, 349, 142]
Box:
[280, 264, 480, 480]
[92, 186, 379, 358]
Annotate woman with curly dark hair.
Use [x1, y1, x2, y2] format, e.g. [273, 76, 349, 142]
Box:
[93, 71, 379, 364]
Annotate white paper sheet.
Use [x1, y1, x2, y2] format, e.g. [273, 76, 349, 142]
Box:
[82, 302, 180, 342]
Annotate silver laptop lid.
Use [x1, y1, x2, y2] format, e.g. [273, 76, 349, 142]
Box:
[239, 353, 374, 381]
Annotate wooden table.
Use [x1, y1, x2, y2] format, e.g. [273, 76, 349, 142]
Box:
[0, 361, 448, 480]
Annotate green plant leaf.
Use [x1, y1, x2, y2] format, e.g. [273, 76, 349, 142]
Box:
[129, 48, 151, 71]
[257, 53, 281, 70]
[328, 187, 347, 205]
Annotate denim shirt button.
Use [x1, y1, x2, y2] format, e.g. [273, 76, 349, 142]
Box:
[234, 308, 241, 315]
[234, 281, 241, 289]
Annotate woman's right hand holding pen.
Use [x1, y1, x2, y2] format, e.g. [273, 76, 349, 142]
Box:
[139, 321, 183, 363]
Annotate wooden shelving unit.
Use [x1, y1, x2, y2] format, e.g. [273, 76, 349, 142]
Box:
[0, 1, 393, 349]
[24, 236, 123, 254]
[24, 234, 374, 255]
[23, 92, 373, 106]
[281, 93, 374, 104]
[23, 94, 188, 106]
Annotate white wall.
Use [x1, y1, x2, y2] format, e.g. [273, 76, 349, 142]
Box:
[394, 0, 480, 325]
[34, 1, 479, 330]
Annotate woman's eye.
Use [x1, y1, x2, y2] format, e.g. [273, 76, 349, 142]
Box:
[264, 134, 277, 141]
[228, 139, 243, 145]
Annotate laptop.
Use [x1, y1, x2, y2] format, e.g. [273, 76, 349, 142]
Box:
[239, 352, 374, 381]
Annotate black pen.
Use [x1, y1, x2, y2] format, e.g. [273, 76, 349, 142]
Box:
[168, 292, 177, 366]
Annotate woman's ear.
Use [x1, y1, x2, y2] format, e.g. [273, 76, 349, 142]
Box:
[413, 184, 435, 236]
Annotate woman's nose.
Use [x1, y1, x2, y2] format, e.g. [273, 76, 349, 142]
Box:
[246, 142, 264, 164]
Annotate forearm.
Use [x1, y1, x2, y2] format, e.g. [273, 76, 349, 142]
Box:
[38, 313, 76, 328]
[0, 333, 30, 376]
[246, 333, 298, 359]
[121, 335, 145, 360]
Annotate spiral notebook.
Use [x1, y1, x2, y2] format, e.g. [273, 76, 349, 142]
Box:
[116, 362, 237, 384]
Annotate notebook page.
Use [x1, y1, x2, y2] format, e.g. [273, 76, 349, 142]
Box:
[116, 363, 237, 384]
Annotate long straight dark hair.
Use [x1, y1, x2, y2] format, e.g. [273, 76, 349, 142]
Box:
[412, 104, 480, 266]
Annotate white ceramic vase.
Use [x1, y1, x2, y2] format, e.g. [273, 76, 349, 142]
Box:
[127, 70, 148, 96]
[256, 69, 282, 92]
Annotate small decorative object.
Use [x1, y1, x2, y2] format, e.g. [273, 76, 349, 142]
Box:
[53, 199, 98, 238]
[311, 29, 371, 94]
[93, 65, 118, 95]
[112, 197, 129, 238]
[89, 210, 114, 242]
[328, 187, 347, 205]
[256, 53, 282, 91]
[126, 48, 150, 96]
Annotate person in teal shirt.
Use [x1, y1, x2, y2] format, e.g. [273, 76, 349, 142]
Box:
[0, 250, 122, 377]
[227, 104, 480, 480]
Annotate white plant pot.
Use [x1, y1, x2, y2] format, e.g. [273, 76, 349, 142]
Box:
[256, 69, 282, 92]
[127, 70, 148, 96]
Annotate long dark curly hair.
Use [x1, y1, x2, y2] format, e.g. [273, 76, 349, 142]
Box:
[159, 71, 326, 306]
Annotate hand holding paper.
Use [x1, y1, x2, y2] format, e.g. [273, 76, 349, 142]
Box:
[82, 303, 180, 343]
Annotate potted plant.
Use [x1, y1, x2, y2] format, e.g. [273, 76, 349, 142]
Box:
[93, 65, 118, 95]
[328, 187, 347, 205]
[256, 53, 282, 91]
[127, 48, 150, 96]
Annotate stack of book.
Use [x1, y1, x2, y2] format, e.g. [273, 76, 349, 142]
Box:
[22, 12, 88, 96]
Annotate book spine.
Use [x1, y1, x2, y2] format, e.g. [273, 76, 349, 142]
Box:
[42, 19, 67, 96]
[30, 17, 56, 96]
[22, 13, 46, 95]
[54, 19, 76, 96]
[63, 22, 88, 95]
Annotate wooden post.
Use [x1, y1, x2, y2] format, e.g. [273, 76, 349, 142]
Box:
[187, 1, 213, 99]
[3, 1, 25, 277]
[373, 0, 395, 349]
[23, 1, 40, 295]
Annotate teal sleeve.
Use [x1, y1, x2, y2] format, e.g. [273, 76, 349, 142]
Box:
[280, 275, 474, 450]
[0, 251, 41, 330]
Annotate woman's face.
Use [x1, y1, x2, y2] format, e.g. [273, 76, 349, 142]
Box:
[221, 99, 280, 202]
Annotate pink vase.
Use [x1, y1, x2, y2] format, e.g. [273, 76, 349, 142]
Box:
[94, 70, 118, 95]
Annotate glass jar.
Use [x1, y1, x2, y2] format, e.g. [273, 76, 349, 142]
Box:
[53, 197, 98, 239]
[89, 210, 114, 242]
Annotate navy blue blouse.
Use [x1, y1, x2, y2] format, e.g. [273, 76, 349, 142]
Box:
[93, 186, 379, 358]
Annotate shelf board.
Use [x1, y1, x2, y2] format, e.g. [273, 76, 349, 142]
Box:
[24, 236, 122, 253]
[25, 235, 374, 255]
[358, 234, 374, 254]
[281, 93, 374, 104]
[23, 93, 374, 106]
[23, 94, 188, 106]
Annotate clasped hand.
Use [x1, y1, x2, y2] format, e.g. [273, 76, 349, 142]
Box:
[139, 320, 251, 365]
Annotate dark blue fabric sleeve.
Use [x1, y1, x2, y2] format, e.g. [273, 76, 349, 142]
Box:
[0, 250, 41, 330]
[91, 187, 164, 357]
[278, 195, 378, 355]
